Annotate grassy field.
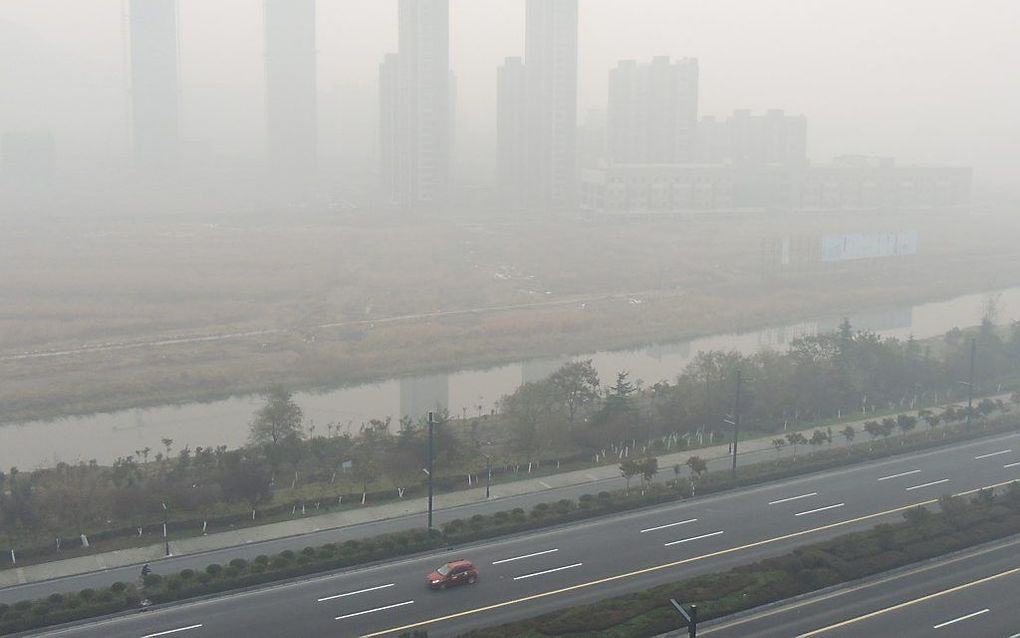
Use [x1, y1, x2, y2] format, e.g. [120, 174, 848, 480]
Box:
[2, 210, 1019, 422]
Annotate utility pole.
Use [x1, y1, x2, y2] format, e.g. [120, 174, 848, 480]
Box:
[967, 338, 976, 429]
[728, 370, 743, 477]
[427, 411, 435, 531]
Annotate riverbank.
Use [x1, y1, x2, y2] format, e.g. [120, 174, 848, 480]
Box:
[3, 212, 1019, 426]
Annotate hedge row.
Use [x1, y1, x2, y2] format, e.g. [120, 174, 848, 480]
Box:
[461, 485, 1020, 637]
[0, 582, 141, 635]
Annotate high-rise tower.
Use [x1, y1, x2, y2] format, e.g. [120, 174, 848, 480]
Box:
[264, 0, 318, 174]
[380, 0, 451, 209]
[608, 57, 699, 165]
[524, 0, 578, 208]
[129, 0, 179, 169]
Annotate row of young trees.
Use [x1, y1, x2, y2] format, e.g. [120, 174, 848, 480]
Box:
[499, 319, 1020, 463]
[2, 319, 1017, 559]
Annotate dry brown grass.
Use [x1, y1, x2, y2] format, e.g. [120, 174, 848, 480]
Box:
[2, 210, 1019, 422]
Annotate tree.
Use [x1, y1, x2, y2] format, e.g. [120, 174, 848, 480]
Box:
[809, 430, 828, 451]
[620, 458, 641, 491]
[879, 417, 896, 440]
[685, 456, 708, 480]
[219, 454, 272, 518]
[249, 386, 304, 448]
[639, 456, 659, 488]
[840, 425, 856, 447]
[785, 432, 807, 458]
[501, 382, 554, 465]
[919, 410, 941, 437]
[548, 360, 600, 428]
[863, 420, 882, 441]
[896, 414, 918, 437]
[771, 438, 786, 458]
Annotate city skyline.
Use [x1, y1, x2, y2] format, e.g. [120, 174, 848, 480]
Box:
[1, 0, 1011, 203]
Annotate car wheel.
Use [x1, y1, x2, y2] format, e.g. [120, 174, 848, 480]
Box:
[467, 575, 477, 584]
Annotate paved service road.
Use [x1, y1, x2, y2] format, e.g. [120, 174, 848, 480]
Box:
[705, 535, 1020, 638]
[23, 430, 1020, 637]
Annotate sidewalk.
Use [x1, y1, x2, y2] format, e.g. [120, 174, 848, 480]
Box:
[0, 397, 1003, 589]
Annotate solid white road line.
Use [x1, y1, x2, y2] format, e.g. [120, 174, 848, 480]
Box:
[513, 563, 583, 581]
[318, 583, 394, 602]
[877, 469, 921, 481]
[664, 531, 725, 547]
[492, 549, 559, 565]
[335, 600, 414, 621]
[141, 626, 204, 638]
[906, 478, 950, 491]
[932, 608, 990, 629]
[1005, 462, 1020, 469]
[795, 503, 845, 517]
[538, 480, 552, 489]
[640, 518, 698, 533]
[769, 492, 818, 505]
[975, 449, 1012, 460]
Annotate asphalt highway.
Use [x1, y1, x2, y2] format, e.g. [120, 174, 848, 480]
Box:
[23, 429, 1020, 637]
[705, 535, 1020, 637]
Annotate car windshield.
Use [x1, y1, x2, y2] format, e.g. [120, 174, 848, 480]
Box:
[437, 565, 452, 576]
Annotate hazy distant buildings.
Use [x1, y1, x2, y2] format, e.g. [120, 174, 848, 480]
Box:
[264, 0, 318, 174]
[519, 0, 579, 209]
[380, 0, 452, 210]
[497, 57, 527, 203]
[799, 156, 972, 211]
[608, 57, 699, 165]
[697, 109, 807, 167]
[129, 0, 180, 170]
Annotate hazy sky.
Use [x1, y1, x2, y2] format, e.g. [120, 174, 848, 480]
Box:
[2, 0, 1018, 186]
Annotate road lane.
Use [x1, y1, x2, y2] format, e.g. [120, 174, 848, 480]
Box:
[705, 536, 1020, 638]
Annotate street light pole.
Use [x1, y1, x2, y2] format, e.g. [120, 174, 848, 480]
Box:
[485, 454, 492, 499]
[731, 370, 743, 477]
[427, 411, 435, 531]
[967, 338, 976, 429]
[161, 501, 170, 557]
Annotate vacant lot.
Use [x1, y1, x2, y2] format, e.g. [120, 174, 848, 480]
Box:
[2, 209, 1019, 422]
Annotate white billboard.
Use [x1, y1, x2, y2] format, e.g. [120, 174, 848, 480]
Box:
[821, 231, 919, 262]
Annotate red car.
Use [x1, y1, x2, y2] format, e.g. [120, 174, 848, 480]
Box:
[426, 559, 479, 590]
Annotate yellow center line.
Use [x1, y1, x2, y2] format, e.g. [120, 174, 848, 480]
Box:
[795, 567, 1020, 637]
[359, 479, 1016, 638]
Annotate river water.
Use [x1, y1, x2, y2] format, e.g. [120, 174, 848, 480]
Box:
[4, 287, 1019, 470]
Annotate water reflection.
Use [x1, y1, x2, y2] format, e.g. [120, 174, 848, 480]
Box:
[2, 287, 1017, 469]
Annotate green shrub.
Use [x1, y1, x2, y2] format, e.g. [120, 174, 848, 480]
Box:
[254, 554, 270, 565]
[46, 593, 63, 605]
[110, 581, 127, 593]
[205, 564, 223, 577]
[97, 589, 114, 602]
[229, 558, 248, 570]
[224, 566, 240, 577]
[78, 589, 95, 601]
[271, 556, 289, 569]
[279, 550, 296, 561]
[196, 572, 212, 585]
[179, 569, 195, 580]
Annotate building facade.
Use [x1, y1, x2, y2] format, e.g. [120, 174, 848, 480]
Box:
[129, 0, 179, 169]
[497, 57, 527, 203]
[523, 0, 578, 209]
[264, 0, 318, 174]
[608, 57, 699, 165]
[380, 0, 451, 209]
